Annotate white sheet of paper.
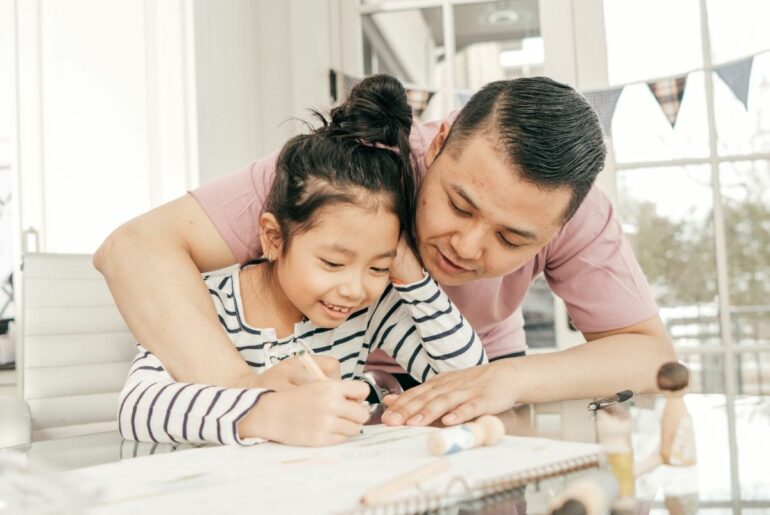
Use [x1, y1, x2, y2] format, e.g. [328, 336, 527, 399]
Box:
[59, 425, 601, 515]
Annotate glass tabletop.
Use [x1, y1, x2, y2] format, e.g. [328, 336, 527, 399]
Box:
[3, 394, 769, 514]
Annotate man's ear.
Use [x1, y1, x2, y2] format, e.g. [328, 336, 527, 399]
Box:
[425, 121, 451, 168]
[259, 213, 283, 262]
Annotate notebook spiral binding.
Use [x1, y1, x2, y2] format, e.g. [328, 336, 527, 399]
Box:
[346, 452, 602, 515]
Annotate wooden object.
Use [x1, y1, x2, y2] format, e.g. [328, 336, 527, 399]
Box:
[426, 415, 505, 456]
[657, 362, 697, 466]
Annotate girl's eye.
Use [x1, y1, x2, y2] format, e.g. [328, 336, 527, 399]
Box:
[498, 233, 520, 249]
[370, 267, 390, 274]
[321, 259, 343, 269]
[450, 200, 472, 216]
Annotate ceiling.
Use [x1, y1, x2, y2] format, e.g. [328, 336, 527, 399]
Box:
[421, 0, 541, 52]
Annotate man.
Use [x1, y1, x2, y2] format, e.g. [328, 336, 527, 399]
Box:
[95, 76, 675, 428]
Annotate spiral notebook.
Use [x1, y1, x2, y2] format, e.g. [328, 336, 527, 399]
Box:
[336, 425, 603, 514]
[63, 425, 603, 514]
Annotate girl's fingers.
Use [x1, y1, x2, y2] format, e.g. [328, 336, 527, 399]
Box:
[341, 380, 371, 402]
[331, 416, 365, 437]
[338, 399, 372, 425]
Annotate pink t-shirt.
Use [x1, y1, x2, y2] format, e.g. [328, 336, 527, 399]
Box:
[192, 116, 658, 365]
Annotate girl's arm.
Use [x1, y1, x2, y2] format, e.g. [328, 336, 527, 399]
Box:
[368, 275, 488, 383]
[119, 346, 371, 446]
[118, 345, 271, 446]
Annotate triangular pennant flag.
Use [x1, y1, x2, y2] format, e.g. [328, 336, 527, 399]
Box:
[331, 69, 436, 119]
[715, 57, 753, 109]
[582, 87, 623, 137]
[405, 87, 435, 118]
[647, 76, 688, 127]
[342, 72, 361, 98]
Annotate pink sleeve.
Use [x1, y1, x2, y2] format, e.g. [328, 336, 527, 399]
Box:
[545, 187, 659, 333]
[190, 151, 280, 264]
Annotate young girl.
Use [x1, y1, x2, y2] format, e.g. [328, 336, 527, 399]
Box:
[118, 76, 487, 447]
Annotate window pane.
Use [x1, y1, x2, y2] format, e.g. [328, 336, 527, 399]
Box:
[362, 7, 445, 119]
[680, 353, 725, 393]
[603, 0, 702, 85]
[714, 52, 770, 156]
[720, 161, 770, 347]
[612, 72, 709, 163]
[735, 395, 770, 499]
[617, 166, 720, 348]
[735, 352, 770, 395]
[522, 277, 555, 349]
[706, 0, 770, 65]
[453, 0, 542, 96]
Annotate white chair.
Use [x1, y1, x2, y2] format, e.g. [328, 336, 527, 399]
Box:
[19, 253, 136, 442]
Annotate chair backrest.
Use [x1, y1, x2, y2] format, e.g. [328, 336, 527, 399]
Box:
[21, 253, 136, 441]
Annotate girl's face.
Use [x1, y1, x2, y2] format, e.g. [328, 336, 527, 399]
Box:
[272, 201, 400, 328]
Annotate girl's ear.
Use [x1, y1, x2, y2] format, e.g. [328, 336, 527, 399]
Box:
[259, 213, 283, 262]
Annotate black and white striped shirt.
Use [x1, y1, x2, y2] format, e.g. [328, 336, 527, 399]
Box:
[118, 267, 487, 446]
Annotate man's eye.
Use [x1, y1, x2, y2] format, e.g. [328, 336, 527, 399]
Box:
[498, 233, 520, 249]
[321, 259, 343, 268]
[450, 200, 471, 216]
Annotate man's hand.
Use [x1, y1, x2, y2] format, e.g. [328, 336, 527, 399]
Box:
[237, 355, 341, 391]
[390, 234, 424, 285]
[380, 361, 519, 427]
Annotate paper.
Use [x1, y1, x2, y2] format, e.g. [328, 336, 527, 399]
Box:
[59, 425, 602, 514]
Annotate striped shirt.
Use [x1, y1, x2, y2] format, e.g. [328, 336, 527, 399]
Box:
[118, 266, 487, 446]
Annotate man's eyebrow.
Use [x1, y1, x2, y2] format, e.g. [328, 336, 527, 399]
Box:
[450, 184, 537, 241]
[323, 244, 396, 259]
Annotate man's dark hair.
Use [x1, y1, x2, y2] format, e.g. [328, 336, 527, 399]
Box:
[444, 77, 607, 223]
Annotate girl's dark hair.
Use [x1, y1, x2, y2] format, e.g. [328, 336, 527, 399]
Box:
[265, 74, 417, 253]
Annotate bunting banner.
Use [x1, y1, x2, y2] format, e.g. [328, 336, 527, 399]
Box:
[714, 57, 754, 109]
[329, 69, 436, 118]
[406, 89, 435, 118]
[647, 76, 688, 127]
[582, 87, 623, 137]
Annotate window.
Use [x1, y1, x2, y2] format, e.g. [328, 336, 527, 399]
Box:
[359, 0, 543, 117]
[605, 0, 770, 395]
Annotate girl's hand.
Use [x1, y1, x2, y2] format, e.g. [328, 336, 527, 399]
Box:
[390, 234, 424, 285]
[240, 380, 371, 446]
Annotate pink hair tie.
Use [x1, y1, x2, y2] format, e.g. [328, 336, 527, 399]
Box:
[359, 139, 401, 154]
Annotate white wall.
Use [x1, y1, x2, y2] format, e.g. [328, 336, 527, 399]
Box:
[193, 0, 342, 186]
[14, 0, 197, 254]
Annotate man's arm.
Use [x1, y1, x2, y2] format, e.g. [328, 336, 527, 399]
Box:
[381, 314, 676, 426]
[94, 194, 257, 388]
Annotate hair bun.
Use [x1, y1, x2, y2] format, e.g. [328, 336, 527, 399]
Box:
[329, 74, 412, 147]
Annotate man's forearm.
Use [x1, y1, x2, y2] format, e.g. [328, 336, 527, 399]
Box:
[95, 224, 254, 388]
[506, 327, 676, 404]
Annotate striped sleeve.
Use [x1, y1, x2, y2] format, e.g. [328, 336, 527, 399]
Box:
[118, 345, 270, 446]
[368, 273, 488, 382]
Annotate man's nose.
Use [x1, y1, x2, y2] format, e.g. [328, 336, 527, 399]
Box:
[450, 225, 484, 262]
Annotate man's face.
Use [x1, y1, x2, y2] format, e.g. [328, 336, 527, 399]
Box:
[416, 127, 573, 285]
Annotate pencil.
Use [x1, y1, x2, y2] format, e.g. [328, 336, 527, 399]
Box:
[360, 457, 451, 505]
[296, 349, 328, 381]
